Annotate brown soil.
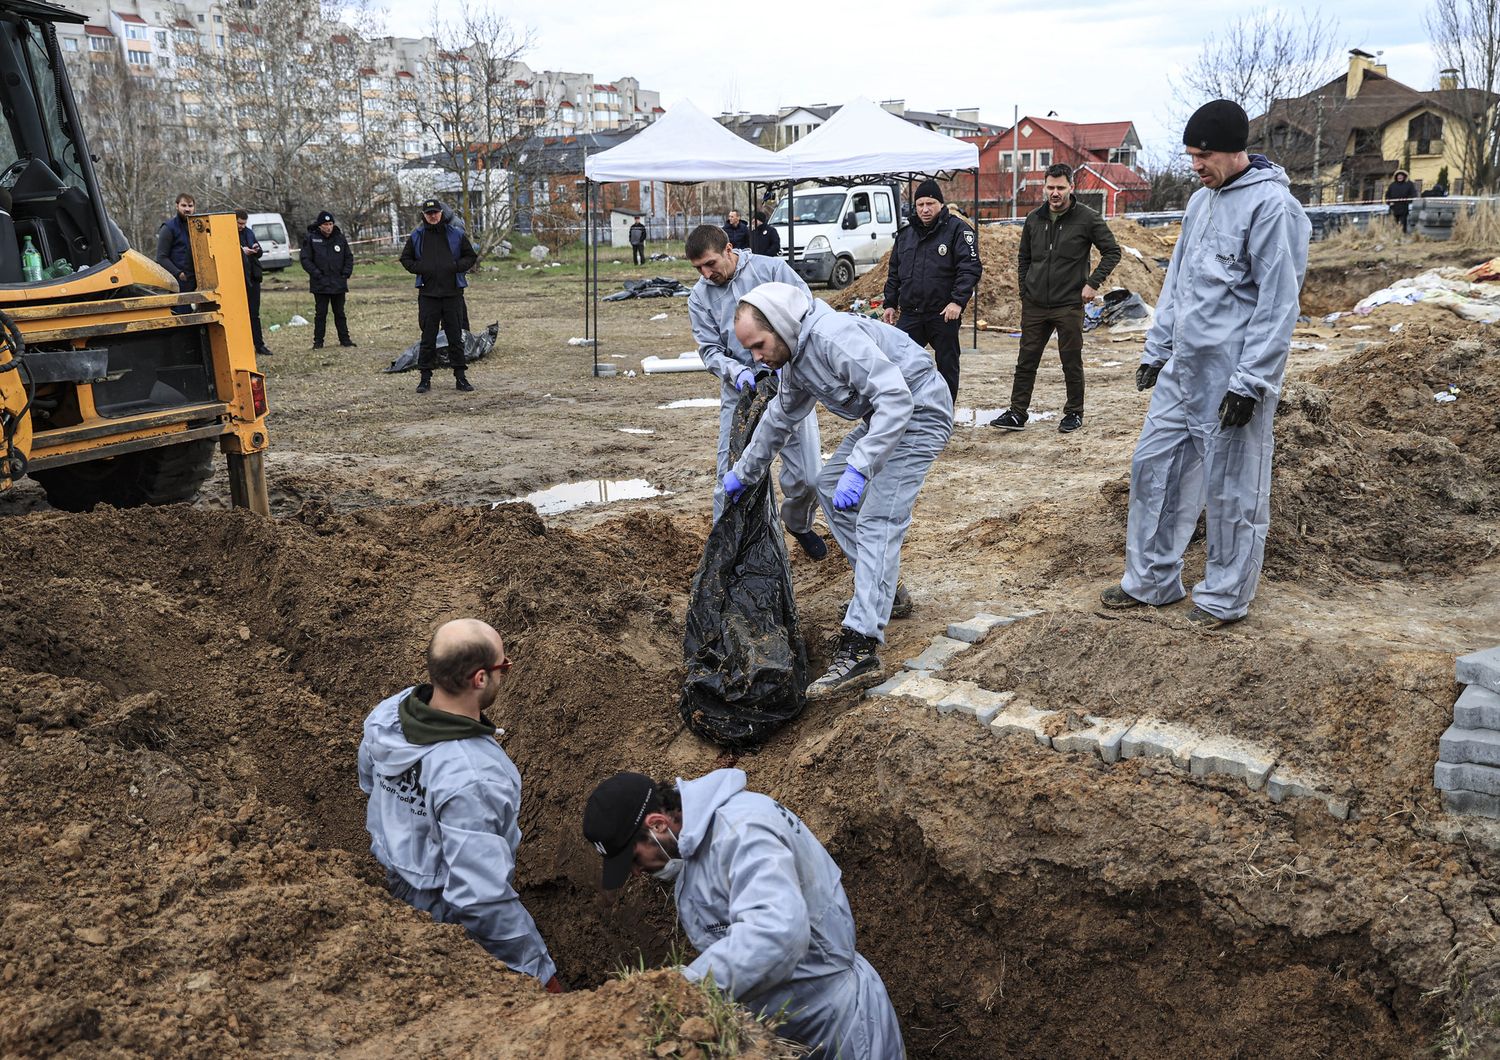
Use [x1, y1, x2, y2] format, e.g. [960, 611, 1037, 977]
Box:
[835, 219, 1169, 330]
[3, 250, 1499, 1057]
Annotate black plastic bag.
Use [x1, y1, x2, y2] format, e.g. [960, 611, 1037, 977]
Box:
[384, 322, 500, 373]
[678, 377, 808, 748]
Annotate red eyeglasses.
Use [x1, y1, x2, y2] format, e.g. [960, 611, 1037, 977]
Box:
[471, 657, 513, 680]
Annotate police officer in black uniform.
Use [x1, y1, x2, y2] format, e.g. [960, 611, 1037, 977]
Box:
[881, 179, 981, 402]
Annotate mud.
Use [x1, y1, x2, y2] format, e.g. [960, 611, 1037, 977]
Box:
[2, 255, 1499, 1056]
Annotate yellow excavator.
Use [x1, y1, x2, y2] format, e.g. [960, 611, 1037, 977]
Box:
[0, 0, 268, 514]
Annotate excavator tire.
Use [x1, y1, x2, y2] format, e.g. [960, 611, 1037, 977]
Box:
[33, 439, 216, 512]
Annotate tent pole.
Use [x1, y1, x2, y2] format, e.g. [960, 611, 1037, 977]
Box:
[972, 167, 979, 350]
[592, 184, 600, 358]
[586, 180, 596, 376]
[788, 179, 795, 269]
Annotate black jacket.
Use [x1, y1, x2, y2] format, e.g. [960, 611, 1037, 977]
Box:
[400, 219, 478, 298]
[722, 218, 750, 249]
[750, 222, 780, 257]
[1386, 179, 1418, 214]
[300, 224, 354, 294]
[628, 221, 647, 247]
[1017, 200, 1120, 309]
[238, 224, 263, 285]
[882, 206, 981, 314]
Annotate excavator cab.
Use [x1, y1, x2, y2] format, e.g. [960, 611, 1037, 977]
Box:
[0, 0, 269, 514]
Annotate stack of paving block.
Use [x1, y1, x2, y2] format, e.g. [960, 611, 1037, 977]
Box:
[1435, 646, 1500, 818]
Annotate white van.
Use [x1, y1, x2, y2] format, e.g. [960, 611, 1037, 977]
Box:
[246, 212, 292, 271]
[767, 183, 902, 289]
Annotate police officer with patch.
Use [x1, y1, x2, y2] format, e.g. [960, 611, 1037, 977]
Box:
[881, 179, 982, 402]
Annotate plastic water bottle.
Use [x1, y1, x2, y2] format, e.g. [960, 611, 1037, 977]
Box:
[21, 236, 42, 282]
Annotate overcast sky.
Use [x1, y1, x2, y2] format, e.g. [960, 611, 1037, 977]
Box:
[408, 2, 1440, 157]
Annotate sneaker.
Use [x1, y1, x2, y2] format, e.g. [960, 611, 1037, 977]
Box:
[889, 581, 913, 619]
[1099, 585, 1146, 610]
[988, 409, 1027, 431]
[791, 529, 827, 560]
[416, 376, 432, 395]
[340, 340, 358, 348]
[455, 377, 475, 393]
[1059, 412, 1084, 433]
[1186, 606, 1241, 630]
[312, 342, 324, 349]
[806, 629, 882, 699]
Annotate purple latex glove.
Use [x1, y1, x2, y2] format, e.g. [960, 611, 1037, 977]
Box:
[832, 467, 866, 510]
[733, 367, 756, 392]
[723, 470, 746, 502]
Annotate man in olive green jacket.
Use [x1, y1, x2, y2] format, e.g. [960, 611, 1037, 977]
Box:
[990, 164, 1121, 434]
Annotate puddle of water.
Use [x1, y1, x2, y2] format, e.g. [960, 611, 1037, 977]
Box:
[952, 407, 1010, 426]
[618, 427, 655, 435]
[656, 398, 719, 409]
[496, 479, 670, 515]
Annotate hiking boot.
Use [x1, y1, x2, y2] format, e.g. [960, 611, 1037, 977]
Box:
[988, 409, 1027, 431]
[340, 340, 358, 348]
[455, 376, 475, 393]
[255, 347, 274, 358]
[1059, 411, 1084, 434]
[889, 581, 913, 619]
[791, 529, 827, 560]
[1186, 606, 1241, 630]
[806, 629, 882, 700]
[312, 342, 324, 349]
[1100, 585, 1146, 610]
[416, 374, 432, 395]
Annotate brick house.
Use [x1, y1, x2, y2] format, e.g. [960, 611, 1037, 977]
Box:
[955, 116, 1149, 218]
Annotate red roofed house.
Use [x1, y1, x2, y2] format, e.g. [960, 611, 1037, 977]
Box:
[963, 116, 1149, 218]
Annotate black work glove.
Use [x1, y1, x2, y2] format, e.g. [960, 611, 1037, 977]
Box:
[1136, 363, 1162, 391]
[1218, 390, 1257, 428]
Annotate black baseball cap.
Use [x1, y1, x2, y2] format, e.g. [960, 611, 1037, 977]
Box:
[421, 199, 443, 213]
[583, 772, 656, 889]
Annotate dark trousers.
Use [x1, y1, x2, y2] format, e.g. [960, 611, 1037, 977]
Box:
[896, 311, 961, 403]
[1010, 299, 1085, 415]
[246, 281, 268, 353]
[313, 292, 351, 345]
[418, 294, 467, 377]
[632, 243, 646, 264]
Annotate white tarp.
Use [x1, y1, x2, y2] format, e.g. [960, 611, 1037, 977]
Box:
[781, 97, 979, 179]
[584, 99, 788, 183]
[1354, 267, 1500, 323]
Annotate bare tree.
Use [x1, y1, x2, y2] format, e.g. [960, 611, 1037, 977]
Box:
[1172, 8, 1343, 192]
[66, 51, 186, 252]
[1427, 0, 1500, 192]
[399, 5, 559, 257]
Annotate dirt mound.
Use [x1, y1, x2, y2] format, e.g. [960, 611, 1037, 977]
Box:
[836, 219, 1168, 330]
[1269, 325, 1500, 580]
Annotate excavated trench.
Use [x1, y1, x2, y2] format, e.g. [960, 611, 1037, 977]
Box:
[0, 503, 1471, 1055]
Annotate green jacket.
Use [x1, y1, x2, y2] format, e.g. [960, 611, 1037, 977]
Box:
[1017, 200, 1121, 308]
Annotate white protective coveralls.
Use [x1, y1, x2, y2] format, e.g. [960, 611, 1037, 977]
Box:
[1122, 159, 1310, 619]
[358, 688, 557, 983]
[688, 249, 822, 527]
[731, 284, 953, 642]
[673, 768, 904, 1059]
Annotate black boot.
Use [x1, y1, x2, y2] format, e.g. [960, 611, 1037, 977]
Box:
[806, 629, 882, 699]
[455, 371, 474, 393]
[416, 372, 432, 394]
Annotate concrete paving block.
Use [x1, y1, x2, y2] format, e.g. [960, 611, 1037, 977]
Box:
[988, 702, 1059, 748]
[945, 614, 1007, 644]
[904, 635, 972, 673]
[1007, 609, 1044, 621]
[1457, 646, 1500, 695]
[1265, 768, 1350, 820]
[1051, 715, 1135, 764]
[935, 684, 1014, 725]
[1119, 718, 1200, 769]
[1435, 761, 1500, 796]
[1442, 788, 1500, 820]
[1439, 725, 1500, 767]
[1454, 684, 1500, 731]
[1189, 736, 1278, 791]
[866, 671, 954, 708]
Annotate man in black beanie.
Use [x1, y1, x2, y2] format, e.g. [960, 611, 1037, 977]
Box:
[1102, 99, 1310, 630]
[881, 178, 981, 401]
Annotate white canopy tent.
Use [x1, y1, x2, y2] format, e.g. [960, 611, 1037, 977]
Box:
[781, 96, 979, 179]
[579, 101, 789, 370]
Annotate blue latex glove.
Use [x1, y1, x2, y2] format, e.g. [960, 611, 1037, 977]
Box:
[832, 467, 866, 510]
[723, 471, 746, 503]
[733, 368, 756, 392]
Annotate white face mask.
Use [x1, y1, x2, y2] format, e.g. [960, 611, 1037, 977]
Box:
[649, 828, 683, 882]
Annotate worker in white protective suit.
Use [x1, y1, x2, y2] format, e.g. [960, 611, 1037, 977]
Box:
[722, 281, 953, 697]
[359, 619, 561, 991]
[1101, 99, 1310, 629]
[686, 223, 828, 560]
[583, 769, 905, 1060]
